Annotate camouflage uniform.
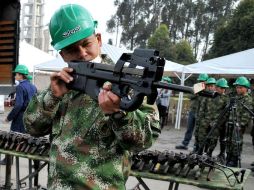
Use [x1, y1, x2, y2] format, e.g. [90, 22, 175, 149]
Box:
[23, 89, 160, 190]
[226, 94, 252, 166]
[205, 94, 229, 156]
[189, 95, 199, 116]
[194, 95, 209, 153]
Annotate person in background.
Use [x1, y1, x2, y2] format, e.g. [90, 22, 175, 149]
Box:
[205, 78, 229, 160]
[226, 77, 252, 167]
[175, 73, 209, 150]
[250, 80, 254, 172]
[250, 119, 254, 172]
[23, 4, 160, 189]
[0, 65, 37, 165]
[157, 76, 172, 129]
[194, 77, 216, 154]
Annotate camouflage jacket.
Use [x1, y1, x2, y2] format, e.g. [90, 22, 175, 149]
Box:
[194, 95, 207, 128]
[228, 94, 252, 131]
[198, 93, 229, 128]
[188, 94, 199, 114]
[23, 89, 160, 190]
[208, 94, 228, 128]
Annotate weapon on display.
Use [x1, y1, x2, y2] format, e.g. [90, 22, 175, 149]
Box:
[0, 130, 49, 156]
[131, 150, 246, 187]
[66, 48, 211, 111]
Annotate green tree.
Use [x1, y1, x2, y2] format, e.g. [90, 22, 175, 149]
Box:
[207, 0, 254, 58]
[148, 24, 175, 60]
[107, 0, 238, 59]
[175, 40, 197, 65]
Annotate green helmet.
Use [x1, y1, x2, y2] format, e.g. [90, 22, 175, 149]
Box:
[13, 65, 29, 75]
[216, 78, 229, 88]
[162, 76, 172, 83]
[205, 77, 216, 85]
[49, 4, 98, 50]
[27, 75, 33, 81]
[197, 73, 209, 81]
[233, 76, 250, 88]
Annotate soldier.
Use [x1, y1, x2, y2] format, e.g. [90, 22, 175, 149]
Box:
[250, 80, 254, 172]
[194, 77, 216, 155]
[23, 4, 160, 190]
[251, 123, 254, 172]
[226, 77, 252, 167]
[205, 78, 229, 161]
[0, 65, 37, 165]
[4, 65, 37, 133]
[175, 73, 209, 150]
[157, 76, 172, 129]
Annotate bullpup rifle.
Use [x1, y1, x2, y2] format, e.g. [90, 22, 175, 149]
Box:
[66, 48, 209, 111]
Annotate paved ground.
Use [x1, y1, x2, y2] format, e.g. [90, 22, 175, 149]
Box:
[0, 107, 253, 190]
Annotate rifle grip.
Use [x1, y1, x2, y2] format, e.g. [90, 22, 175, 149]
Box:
[120, 93, 144, 111]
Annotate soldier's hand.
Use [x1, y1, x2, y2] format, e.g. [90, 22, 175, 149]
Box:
[98, 82, 121, 114]
[50, 67, 73, 97]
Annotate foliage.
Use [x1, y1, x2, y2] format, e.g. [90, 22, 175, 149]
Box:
[147, 24, 174, 60]
[206, 0, 254, 59]
[174, 40, 197, 65]
[107, 0, 239, 60]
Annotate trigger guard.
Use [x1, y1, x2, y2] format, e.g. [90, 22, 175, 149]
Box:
[120, 93, 144, 111]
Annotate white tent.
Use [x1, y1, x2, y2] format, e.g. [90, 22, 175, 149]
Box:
[174, 48, 254, 129]
[164, 60, 184, 73]
[184, 48, 254, 74]
[19, 41, 56, 72]
[34, 57, 67, 72]
[33, 43, 132, 72]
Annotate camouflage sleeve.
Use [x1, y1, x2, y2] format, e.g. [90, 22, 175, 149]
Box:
[111, 102, 160, 153]
[196, 97, 207, 126]
[23, 88, 61, 137]
[238, 96, 253, 128]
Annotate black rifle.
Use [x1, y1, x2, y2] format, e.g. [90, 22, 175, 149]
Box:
[152, 150, 178, 174]
[66, 48, 207, 111]
[183, 153, 199, 178]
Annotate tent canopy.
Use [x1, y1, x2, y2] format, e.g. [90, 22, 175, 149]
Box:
[184, 48, 254, 75]
[163, 60, 185, 76]
[19, 41, 55, 72]
[34, 43, 132, 72]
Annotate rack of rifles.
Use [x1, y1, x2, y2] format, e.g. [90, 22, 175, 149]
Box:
[131, 150, 246, 187]
[0, 130, 50, 157]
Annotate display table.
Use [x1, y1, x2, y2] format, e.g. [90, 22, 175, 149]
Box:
[129, 167, 251, 190]
[0, 149, 49, 190]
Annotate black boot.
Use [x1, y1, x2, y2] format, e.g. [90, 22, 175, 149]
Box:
[217, 153, 226, 165]
[226, 156, 238, 167]
[219, 142, 226, 156]
[217, 143, 226, 164]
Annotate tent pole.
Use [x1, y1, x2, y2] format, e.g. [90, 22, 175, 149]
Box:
[175, 72, 185, 129]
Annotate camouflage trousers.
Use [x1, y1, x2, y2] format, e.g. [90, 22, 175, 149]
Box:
[195, 124, 222, 156]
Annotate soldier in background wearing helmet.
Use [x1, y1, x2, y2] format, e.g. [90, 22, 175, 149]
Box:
[175, 73, 209, 150]
[23, 4, 160, 190]
[4, 65, 37, 132]
[226, 76, 252, 167]
[194, 77, 217, 154]
[205, 78, 229, 162]
[156, 76, 172, 129]
[0, 65, 37, 165]
[250, 79, 254, 172]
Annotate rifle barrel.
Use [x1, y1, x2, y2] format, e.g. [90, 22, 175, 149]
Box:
[154, 82, 194, 94]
